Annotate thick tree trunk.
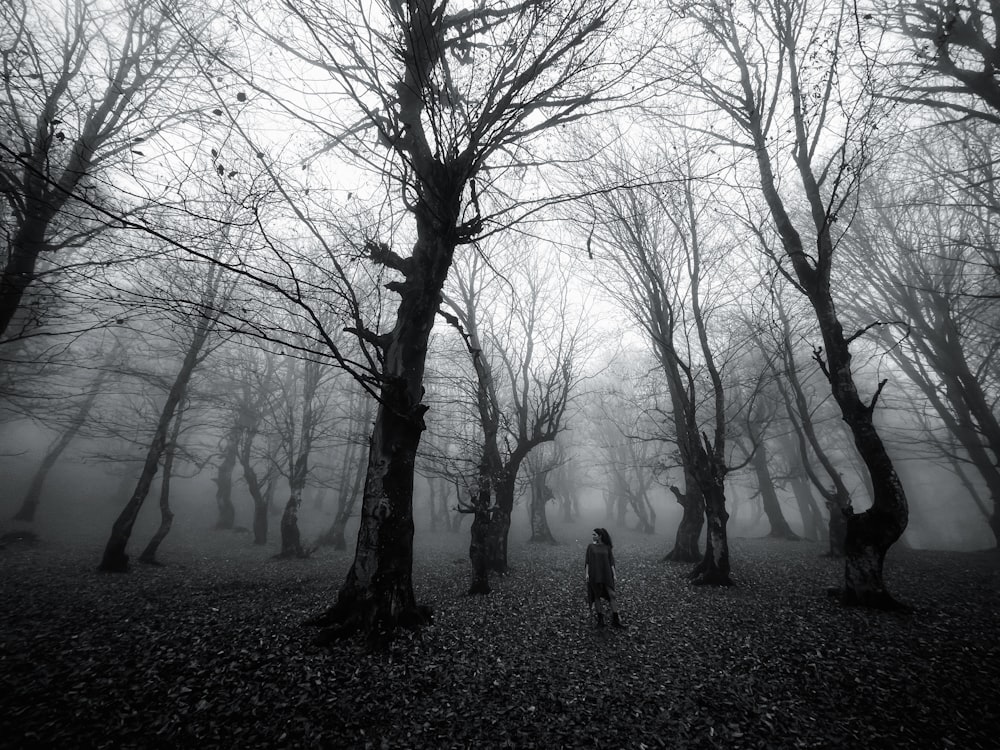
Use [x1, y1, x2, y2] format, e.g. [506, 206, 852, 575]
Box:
[664, 482, 704, 562]
[278, 489, 306, 558]
[486, 505, 512, 575]
[465, 458, 494, 595]
[825, 492, 850, 557]
[0, 217, 49, 339]
[689, 483, 732, 585]
[688, 450, 733, 586]
[308, 378, 432, 643]
[528, 474, 556, 544]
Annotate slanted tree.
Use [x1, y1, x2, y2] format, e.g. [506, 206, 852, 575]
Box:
[676, 0, 909, 605]
[99, 259, 228, 572]
[137, 400, 187, 565]
[12, 343, 119, 522]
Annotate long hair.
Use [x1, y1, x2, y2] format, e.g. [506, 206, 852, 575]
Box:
[594, 528, 613, 548]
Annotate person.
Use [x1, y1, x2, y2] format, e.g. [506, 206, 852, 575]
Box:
[585, 528, 625, 628]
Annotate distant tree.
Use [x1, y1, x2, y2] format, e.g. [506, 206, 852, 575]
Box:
[525, 453, 558, 544]
[317, 383, 374, 551]
[742, 385, 799, 541]
[137, 399, 187, 564]
[758, 287, 854, 554]
[12, 343, 120, 522]
[442, 247, 582, 582]
[892, 1, 1000, 124]
[99, 259, 229, 572]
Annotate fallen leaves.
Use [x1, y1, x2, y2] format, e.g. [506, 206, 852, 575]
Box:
[0, 529, 997, 748]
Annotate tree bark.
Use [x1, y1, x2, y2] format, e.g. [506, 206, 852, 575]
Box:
[138, 402, 185, 564]
[278, 488, 305, 558]
[528, 471, 556, 544]
[687, 448, 733, 586]
[464, 456, 494, 595]
[750, 436, 798, 540]
[664, 481, 704, 562]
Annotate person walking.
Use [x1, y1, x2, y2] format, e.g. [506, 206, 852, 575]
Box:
[585, 528, 625, 628]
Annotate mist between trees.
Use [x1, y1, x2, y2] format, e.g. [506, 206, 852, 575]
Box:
[1, 0, 997, 641]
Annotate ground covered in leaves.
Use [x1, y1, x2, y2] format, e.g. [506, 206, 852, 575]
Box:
[2, 520, 998, 749]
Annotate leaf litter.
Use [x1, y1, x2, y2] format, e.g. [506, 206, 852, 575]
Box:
[1, 525, 997, 749]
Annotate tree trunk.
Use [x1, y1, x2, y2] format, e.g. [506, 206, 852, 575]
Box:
[528, 473, 556, 544]
[465, 457, 494, 595]
[138, 403, 185, 565]
[789, 472, 826, 542]
[750, 438, 798, 540]
[486, 504, 512, 575]
[629, 489, 655, 534]
[688, 449, 733, 586]
[308, 377, 432, 643]
[664, 482, 704, 562]
[278, 488, 305, 558]
[13, 363, 108, 522]
[99, 313, 212, 573]
[1, 215, 50, 339]
[214, 425, 239, 530]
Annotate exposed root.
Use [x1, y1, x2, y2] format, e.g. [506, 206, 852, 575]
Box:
[307, 600, 434, 649]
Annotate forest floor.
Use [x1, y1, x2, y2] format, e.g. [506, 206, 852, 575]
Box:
[1, 519, 998, 749]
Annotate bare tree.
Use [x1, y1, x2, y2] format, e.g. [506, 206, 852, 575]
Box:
[674, 0, 910, 606]
[843, 124, 1000, 546]
[442, 246, 582, 586]
[579, 133, 744, 584]
[891, 1, 1000, 124]
[99, 257, 229, 572]
[229, 0, 646, 642]
[0, 0, 214, 342]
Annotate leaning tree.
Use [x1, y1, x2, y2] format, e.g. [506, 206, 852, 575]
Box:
[672, 0, 910, 605]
